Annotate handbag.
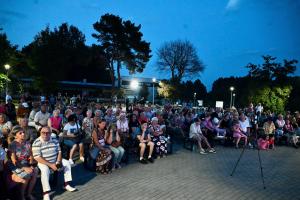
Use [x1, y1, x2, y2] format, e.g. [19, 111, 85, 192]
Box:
[111, 141, 121, 148]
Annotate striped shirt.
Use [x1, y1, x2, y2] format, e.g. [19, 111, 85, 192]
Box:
[32, 137, 61, 163]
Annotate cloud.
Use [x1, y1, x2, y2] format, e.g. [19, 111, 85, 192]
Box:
[225, 0, 240, 11]
[0, 9, 27, 19]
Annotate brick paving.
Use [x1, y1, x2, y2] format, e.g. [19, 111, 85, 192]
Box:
[39, 145, 300, 200]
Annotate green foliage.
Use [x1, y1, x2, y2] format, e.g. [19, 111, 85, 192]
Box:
[0, 73, 10, 92]
[249, 85, 292, 113]
[93, 13, 152, 88]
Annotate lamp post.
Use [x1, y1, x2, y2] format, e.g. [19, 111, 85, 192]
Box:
[152, 78, 156, 104]
[229, 86, 234, 108]
[232, 93, 236, 108]
[194, 92, 197, 107]
[4, 64, 11, 96]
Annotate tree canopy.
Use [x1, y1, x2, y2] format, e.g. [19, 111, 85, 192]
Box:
[156, 40, 204, 83]
[92, 13, 151, 89]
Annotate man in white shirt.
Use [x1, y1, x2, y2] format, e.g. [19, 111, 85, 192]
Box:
[34, 104, 50, 131]
[189, 118, 216, 154]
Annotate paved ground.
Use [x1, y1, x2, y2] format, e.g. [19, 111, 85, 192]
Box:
[38, 145, 300, 200]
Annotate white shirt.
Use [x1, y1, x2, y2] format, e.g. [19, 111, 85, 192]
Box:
[34, 111, 50, 126]
[239, 119, 250, 133]
[63, 123, 81, 135]
[189, 122, 202, 139]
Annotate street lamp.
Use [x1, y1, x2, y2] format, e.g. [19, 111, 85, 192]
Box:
[4, 64, 11, 96]
[232, 93, 236, 108]
[194, 92, 197, 107]
[229, 86, 235, 108]
[152, 78, 156, 104]
[130, 79, 139, 90]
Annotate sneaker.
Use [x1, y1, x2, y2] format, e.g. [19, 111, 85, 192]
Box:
[200, 149, 207, 155]
[69, 159, 74, 165]
[208, 149, 216, 153]
[115, 163, 122, 169]
[139, 158, 148, 164]
[80, 157, 85, 162]
[64, 184, 77, 192]
[148, 157, 154, 163]
[43, 194, 50, 200]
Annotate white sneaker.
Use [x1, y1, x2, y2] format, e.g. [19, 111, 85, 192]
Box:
[43, 193, 50, 200]
[200, 149, 207, 155]
[65, 184, 77, 192]
[208, 149, 216, 153]
[80, 157, 85, 162]
[69, 159, 74, 165]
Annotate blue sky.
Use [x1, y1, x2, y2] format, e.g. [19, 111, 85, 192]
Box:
[1, 0, 300, 90]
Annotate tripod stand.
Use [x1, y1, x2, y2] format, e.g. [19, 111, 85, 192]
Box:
[230, 130, 266, 189]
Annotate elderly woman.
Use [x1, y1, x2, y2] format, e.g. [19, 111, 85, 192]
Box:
[82, 110, 94, 141]
[0, 113, 13, 138]
[48, 109, 63, 139]
[149, 117, 168, 158]
[8, 126, 38, 200]
[93, 110, 102, 130]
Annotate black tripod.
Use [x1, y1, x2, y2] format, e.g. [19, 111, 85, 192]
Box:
[230, 130, 266, 189]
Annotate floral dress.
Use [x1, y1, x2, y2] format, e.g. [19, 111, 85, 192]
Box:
[150, 124, 168, 157]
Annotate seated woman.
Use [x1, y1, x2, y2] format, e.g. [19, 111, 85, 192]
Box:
[48, 109, 63, 139]
[91, 119, 113, 174]
[263, 117, 276, 149]
[0, 113, 13, 148]
[106, 124, 125, 169]
[284, 119, 298, 148]
[232, 121, 248, 148]
[149, 117, 168, 158]
[137, 122, 154, 164]
[128, 114, 141, 140]
[63, 114, 84, 164]
[189, 118, 216, 154]
[8, 126, 38, 200]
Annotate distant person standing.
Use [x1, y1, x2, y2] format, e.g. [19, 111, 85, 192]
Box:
[255, 103, 263, 114]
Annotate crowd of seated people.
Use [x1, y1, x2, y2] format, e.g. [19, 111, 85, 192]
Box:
[0, 93, 299, 200]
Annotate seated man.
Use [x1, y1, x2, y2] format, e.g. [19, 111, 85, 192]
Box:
[137, 122, 154, 164]
[33, 104, 50, 131]
[189, 118, 216, 154]
[32, 126, 76, 200]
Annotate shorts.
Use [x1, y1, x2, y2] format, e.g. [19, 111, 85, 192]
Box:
[64, 139, 82, 147]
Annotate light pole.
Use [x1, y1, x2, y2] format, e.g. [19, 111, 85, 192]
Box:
[232, 93, 236, 108]
[4, 64, 11, 96]
[194, 92, 197, 107]
[229, 86, 234, 108]
[152, 78, 156, 104]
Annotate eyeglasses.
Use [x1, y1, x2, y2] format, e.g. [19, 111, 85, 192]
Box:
[17, 131, 25, 135]
[41, 131, 51, 135]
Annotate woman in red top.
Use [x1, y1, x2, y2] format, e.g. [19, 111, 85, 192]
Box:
[48, 109, 62, 138]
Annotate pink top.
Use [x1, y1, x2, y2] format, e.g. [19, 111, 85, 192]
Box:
[50, 116, 62, 130]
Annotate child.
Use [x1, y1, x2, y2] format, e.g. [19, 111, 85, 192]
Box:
[258, 135, 269, 150]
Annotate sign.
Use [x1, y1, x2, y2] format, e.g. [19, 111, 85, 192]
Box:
[197, 100, 203, 106]
[216, 101, 224, 108]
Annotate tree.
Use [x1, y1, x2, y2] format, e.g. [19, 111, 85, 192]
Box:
[157, 80, 174, 99]
[23, 23, 90, 92]
[249, 85, 292, 113]
[92, 13, 151, 89]
[157, 40, 204, 82]
[246, 55, 297, 81]
[0, 31, 18, 73]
